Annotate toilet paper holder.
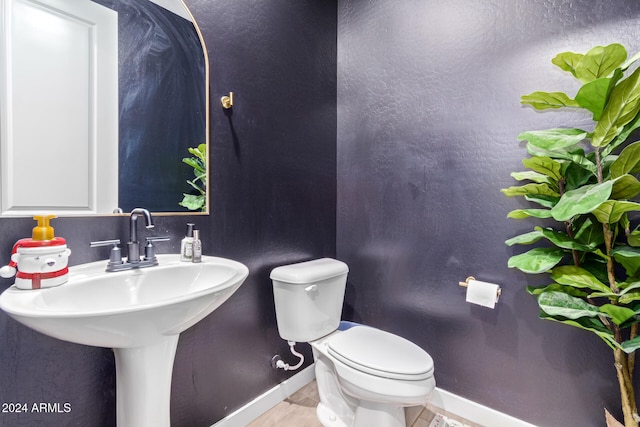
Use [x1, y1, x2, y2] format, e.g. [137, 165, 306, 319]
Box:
[458, 276, 502, 297]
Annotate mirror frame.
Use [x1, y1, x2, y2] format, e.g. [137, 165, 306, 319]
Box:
[0, 0, 210, 217]
[155, 0, 210, 218]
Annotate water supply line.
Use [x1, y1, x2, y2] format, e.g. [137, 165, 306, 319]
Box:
[271, 341, 304, 371]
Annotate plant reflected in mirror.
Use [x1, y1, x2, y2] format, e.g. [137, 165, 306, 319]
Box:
[180, 144, 207, 212]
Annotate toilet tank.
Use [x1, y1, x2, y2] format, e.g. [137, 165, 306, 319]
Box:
[270, 258, 349, 342]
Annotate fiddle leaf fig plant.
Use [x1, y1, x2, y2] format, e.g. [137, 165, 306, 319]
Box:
[179, 143, 207, 212]
[503, 43, 640, 427]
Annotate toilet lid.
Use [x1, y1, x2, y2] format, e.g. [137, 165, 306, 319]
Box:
[327, 326, 434, 381]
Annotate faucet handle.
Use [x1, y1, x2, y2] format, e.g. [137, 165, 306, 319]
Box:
[143, 236, 170, 261]
[90, 239, 121, 247]
[145, 236, 171, 243]
[90, 239, 123, 266]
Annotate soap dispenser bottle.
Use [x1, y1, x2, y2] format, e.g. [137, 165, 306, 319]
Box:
[192, 229, 202, 263]
[0, 215, 71, 289]
[180, 223, 195, 262]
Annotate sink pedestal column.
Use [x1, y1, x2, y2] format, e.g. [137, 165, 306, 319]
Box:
[113, 335, 180, 427]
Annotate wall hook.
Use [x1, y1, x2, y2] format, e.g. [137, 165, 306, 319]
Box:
[220, 92, 234, 109]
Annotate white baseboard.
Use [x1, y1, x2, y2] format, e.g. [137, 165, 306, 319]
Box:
[430, 388, 539, 427]
[210, 364, 315, 427]
[210, 363, 538, 427]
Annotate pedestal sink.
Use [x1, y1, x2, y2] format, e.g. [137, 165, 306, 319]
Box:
[0, 254, 249, 427]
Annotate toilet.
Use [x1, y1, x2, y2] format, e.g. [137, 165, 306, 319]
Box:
[270, 258, 435, 427]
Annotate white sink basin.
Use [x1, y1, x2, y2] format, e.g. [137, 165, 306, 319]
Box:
[0, 254, 249, 427]
[0, 254, 248, 348]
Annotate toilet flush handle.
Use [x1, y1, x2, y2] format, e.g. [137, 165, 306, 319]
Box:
[305, 284, 317, 292]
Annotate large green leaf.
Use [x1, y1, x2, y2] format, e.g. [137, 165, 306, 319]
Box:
[573, 217, 605, 247]
[552, 51, 583, 77]
[564, 162, 597, 191]
[593, 200, 640, 224]
[550, 265, 611, 292]
[592, 67, 640, 147]
[179, 193, 205, 211]
[619, 292, 640, 305]
[518, 128, 587, 151]
[610, 140, 640, 178]
[510, 171, 552, 185]
[526, 144, 597, 174]
[188, 143, 207, 161]
[599, 304, 637, 325]
[575, 77, 615, 120]
[524, 194, 559, 208]
[521, 92, 580, 110]
[539, 310, 619, 351]
[522, 156, 563, 180]
[535, 226, 595, 251]
[622, 335, 640, 353]
[628, 224, 640, 247]
[623, 49, 640, 70]
[507, 209, 554, 219]
[574, 258, 610, 283]
[611, 174, 640, 199]
[505, 231, 543, 246]
[574, 43, 627, 83]
[612, 246, 640, 277]
[501, 183, 559, 198]
[550, 180, 614, 221]
[182, 157, 203, 172]
[508, 248, 565, 274]
[527, 283, 589, 298]
[588, 290, 620, 300]
[603, 113, 640, 157]
[537, 291, 600, 319]
[619, 281, 640, 293]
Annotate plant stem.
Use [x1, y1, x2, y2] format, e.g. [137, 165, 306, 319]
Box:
[596, 147, 638, 425]
[631, 324, 638, 377]
[615, 348, 639, 426]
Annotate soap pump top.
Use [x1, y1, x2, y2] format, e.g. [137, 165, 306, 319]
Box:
[180, 223, 196, 262]
[185, 223, 195, 238]
[32, 214, 57, 240]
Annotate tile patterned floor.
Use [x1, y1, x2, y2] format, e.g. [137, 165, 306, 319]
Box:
[247, 380, 481, 427]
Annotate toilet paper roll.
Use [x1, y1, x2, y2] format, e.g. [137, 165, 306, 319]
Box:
[465, 279, 500, 309]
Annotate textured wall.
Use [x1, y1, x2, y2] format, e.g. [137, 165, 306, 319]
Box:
[8, 1, 638, 426]
[337, 1, 640, 426]
[0, 1, 336, 426]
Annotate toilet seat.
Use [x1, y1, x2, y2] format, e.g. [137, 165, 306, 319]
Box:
[327, 326, 434, 381]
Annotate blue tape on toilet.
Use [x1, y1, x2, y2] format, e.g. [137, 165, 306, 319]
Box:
[338, 321, 361, 330]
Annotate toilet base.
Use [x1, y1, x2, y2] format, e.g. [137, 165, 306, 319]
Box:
[312, 330, 427, 427]
[353, 400, 405, 427]
[316, 398, 406, 427]
[317, 402, 349, 427]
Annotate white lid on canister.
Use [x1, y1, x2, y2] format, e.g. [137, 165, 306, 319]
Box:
[270, 258, 348, 284]
[327, 326, 434, 381]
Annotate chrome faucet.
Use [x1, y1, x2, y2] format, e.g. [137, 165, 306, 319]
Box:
[127, 208, 154, 263]
[90, 208, 170, 272]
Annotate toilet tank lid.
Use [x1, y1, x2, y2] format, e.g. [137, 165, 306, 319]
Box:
[270, 258, 348, 284]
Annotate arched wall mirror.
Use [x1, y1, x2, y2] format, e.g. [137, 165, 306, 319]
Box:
[0, 0, 209, 216]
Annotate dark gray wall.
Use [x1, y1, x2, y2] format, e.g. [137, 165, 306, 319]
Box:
[336, 1, 640, 426]
[5, 1, 639, 426]
[0, 1, 336, 426]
